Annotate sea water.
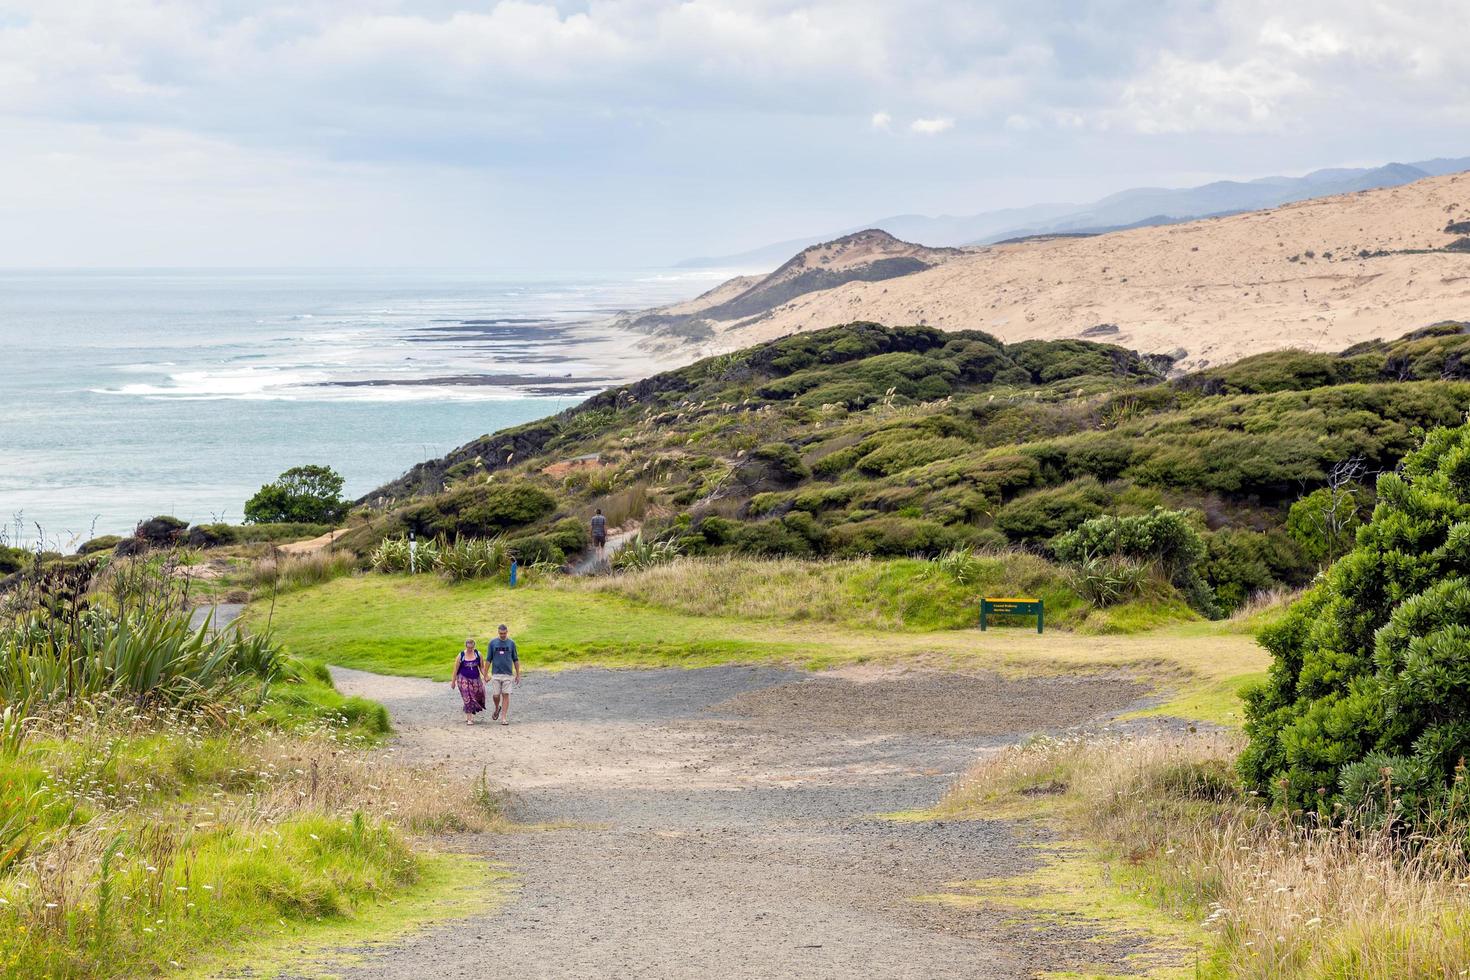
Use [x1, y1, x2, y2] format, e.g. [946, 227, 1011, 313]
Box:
[0, 268, 721, 547]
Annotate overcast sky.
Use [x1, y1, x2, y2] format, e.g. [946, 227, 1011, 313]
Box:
[2, 0, 1467, 268]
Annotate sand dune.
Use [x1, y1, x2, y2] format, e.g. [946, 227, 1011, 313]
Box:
[657, 172, 1470, 372]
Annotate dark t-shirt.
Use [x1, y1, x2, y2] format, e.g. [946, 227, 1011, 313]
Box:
[590, 514, 607, 540]
[488, 637, 519, 675]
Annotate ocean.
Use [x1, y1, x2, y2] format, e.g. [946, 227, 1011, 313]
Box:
[0, 268, 721, 548]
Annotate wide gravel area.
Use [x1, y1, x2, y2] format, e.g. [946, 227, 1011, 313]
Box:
[265, 663, 1164, 979]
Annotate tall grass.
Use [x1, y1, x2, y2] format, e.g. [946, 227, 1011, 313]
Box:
[944, 735, 1470, 978]
[0, 703, 506, 977]
[247, 548, 358, 596]
[570, 553, 1086, 631]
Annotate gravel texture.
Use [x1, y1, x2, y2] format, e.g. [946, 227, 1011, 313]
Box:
[258, 663, 1167, 979]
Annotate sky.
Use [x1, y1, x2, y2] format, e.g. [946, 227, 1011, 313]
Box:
[1, 0, 1467, 268]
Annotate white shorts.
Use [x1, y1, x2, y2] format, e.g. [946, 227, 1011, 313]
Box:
[490, 674, 515, 696]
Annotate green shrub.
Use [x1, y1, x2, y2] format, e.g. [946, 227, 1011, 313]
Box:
[854, 436, 972, 477]
[811, 446, 863, 478]
[436, 536, 510, 581]
[1286, 485, 1366, 566]
[403, 481, 557, 538]
[1066, 553, 1154, 607]
[77, 535, 123, 555]
[612, 534, 681, 571]
[742, 443, 808, 485]
[1201, 528, 1310, 611]
[736, 519, 816, 557]
[547, 517, 589, 555]
[0, 546, 28, 574]
[1053, 507, 1219, 616]
[1240, 421, 1470, 827]
[994, 478, 1110, 542]
[824, 517, 961, 558]
[505, 534, 564, 566]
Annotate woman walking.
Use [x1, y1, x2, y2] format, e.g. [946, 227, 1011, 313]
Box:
[451, 637, 487, 724]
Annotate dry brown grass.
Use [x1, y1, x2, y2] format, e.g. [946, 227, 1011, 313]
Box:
[944, 734, 1470, 978]
[247, 549, 359, 596]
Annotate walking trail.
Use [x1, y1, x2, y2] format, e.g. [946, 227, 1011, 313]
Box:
[254, 660, 1182, 979]
[568, 523, 641, 575]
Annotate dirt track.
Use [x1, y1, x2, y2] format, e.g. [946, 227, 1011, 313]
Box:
[271, 664, 1166, 979]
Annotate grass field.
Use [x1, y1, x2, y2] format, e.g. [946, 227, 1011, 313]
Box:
[250, 572, 1269, 726]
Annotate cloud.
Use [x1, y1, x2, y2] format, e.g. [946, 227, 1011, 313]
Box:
[910, 117, 955, 135]
[0, 1, 1466, 265]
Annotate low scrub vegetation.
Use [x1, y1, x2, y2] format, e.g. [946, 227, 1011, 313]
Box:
[334, 322, 1470, 619]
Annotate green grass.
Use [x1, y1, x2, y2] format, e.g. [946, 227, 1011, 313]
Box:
[250, 573, 822, 678]
[184, 856, 511, 979]
[252, 573, 1269, 732]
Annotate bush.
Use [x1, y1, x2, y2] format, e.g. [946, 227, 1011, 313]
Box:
[136, 515, 188, 546]
[505, 534, 563, 566]
[994, 478, 1110, 542]
[1053, 507, 1219, 616]
[736, 518, 816, 557]
[0, 546, 27, 574]
[77, 535, 123, 555]
[1286, 486, 1366, 566]
[244, 465, 349, 525]
[824, 517, 962, 558]
[1066, 553, 1153, 607]
[854, 436, 972, 477]
[547, 517, 589, 555]
[612, 533, 682, 572]
[403, 481, 557, 538]
[1240, 421, 1470, 827]
[1202, 528, 1310, 612]
[436, 536, 510, 581]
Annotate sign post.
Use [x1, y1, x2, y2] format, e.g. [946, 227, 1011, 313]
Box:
[980, 596, 1044, 634]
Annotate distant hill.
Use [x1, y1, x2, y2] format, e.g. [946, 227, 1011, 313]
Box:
[630, 230, 965, 341]
[642, 169, 1470, 374]
[679, 156, 1470, 269]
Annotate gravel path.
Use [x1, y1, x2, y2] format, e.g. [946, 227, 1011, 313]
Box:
[277, 664, 1162, 979]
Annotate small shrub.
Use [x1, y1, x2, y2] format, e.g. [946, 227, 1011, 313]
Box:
[505, 534, 563, 566]
[77, 535, 123, 555]
[1065, 552, 1152, 607]
[612, 534, 682, 571]
[436, 536, 509, 582]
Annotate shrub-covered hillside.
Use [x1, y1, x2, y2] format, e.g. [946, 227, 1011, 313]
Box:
[347, 321, 1470, 613]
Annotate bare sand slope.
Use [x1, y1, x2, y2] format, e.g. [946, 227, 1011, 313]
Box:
[675, 172, 1470, 373]
[261, 664, 1181, 980]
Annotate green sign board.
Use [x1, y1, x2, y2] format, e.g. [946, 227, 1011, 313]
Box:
[980, 596, 1044, 634]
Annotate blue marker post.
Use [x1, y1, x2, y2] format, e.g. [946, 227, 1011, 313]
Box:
[509, 558, 519, 588]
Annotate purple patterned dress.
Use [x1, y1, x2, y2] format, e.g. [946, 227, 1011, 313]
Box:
[456, 651, 486, 715]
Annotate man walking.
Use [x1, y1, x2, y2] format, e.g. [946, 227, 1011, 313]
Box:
[488, 623, 521, 726]
[590, 508, 608, 558]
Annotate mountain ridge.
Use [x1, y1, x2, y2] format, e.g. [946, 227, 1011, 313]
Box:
[679, 156, 1470, 270]
[640, 169, 1470, 374]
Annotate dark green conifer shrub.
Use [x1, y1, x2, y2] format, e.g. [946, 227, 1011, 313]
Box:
[1239, 422, 1470, 827]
